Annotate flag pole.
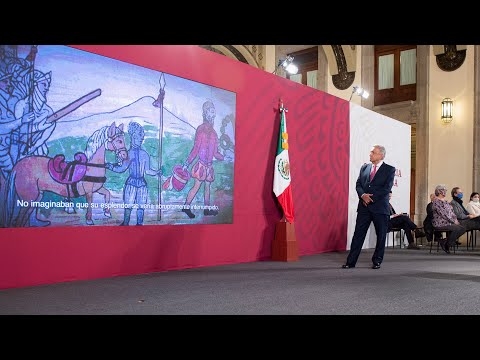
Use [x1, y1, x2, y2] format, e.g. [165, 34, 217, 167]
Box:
[153, 73, 166, 221]
[24, 45, 38, 157]
[272, 99, 298, 261]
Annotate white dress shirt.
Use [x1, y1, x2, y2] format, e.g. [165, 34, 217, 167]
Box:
[370, 160, 383, 179]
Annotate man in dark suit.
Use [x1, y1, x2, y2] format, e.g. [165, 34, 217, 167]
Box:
[388, 191, 420, 249]
[342, 145, 396, 269]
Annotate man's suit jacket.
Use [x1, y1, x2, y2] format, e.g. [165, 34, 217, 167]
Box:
[450, 199, 470, 220]
[389, 204, 396, 216]
[388, 204, 409, 230]
[355, 162, 396, 215]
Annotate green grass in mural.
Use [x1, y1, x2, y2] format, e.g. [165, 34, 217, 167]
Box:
[44, 132, 234, 210]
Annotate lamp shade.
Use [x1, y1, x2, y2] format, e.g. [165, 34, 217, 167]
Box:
[441, 98, 453, 124]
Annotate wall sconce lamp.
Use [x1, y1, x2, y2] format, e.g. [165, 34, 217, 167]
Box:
[441, 98, 453, 124]
[349, 85, 370, 101]
[273, 55, 298, 75]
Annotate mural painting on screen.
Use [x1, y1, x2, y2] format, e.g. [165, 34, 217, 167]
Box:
[0, 45, 236, 228]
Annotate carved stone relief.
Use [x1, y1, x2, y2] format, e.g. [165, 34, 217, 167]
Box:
[200, 45, 225, 56]
[435, 45, 466, 72]
[198, 45, 258, 67]
[331, 45, 355, 90]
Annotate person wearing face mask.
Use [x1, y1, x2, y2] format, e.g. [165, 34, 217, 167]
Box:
[465, 192, 480, 217]
[450, 187, 480, 234]
[432, 185, 466, 253]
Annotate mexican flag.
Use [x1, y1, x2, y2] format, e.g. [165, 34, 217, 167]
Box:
[273, 106, 294, 223]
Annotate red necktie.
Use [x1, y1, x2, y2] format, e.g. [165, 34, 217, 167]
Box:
[370, 164, 377, 181]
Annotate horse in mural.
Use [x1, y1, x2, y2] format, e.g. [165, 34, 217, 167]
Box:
[7, 122, 127, 227]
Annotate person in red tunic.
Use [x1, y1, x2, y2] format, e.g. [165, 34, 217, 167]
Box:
[181, 100, 224, 219]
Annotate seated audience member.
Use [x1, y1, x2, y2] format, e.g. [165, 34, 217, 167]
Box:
[423, 193, 436, 242]
[465, 192, 480, 217]
[424, 193, 446, 243]
[432, 185, 466, 253]
[450, 187, 480, 232]
[388, 191, 420, 249]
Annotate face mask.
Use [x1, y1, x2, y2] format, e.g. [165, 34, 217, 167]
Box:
[473, 198, 479, 203]
[457, 193, 464, 199]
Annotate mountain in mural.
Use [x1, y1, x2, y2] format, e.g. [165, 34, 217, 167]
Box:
[54, 96, 197, 140]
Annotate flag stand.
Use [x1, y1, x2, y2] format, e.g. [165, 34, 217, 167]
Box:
[272, 218, 298, 262]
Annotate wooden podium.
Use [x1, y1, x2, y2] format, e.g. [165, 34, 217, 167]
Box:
[271, 221, 299, 261]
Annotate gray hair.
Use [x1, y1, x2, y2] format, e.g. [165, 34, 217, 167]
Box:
[434, 184, 448, 196]
[373, 144, 386, 159]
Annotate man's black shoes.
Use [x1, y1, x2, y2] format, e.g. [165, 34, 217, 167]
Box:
[342, 263, 382, 269]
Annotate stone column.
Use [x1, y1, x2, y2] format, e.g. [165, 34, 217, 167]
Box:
[263, 45, 276, 73]
[317, 46, 328, 92]
[473, 45, 480, 191]
[414, 45, 430, 224]
[360, 45, 374, 110]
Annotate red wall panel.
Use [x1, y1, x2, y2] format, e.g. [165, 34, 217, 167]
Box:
[0, 45, 349, 289]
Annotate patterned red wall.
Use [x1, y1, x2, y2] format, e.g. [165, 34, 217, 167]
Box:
[0, 45, 349, 289]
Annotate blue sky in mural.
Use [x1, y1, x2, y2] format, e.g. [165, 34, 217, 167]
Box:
[16, 45, 236, 142]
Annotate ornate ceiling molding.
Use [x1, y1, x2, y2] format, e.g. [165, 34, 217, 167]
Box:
[330, 45, 355, 90]
[198, 45, 259, 68]
[223, 45, 248, 64]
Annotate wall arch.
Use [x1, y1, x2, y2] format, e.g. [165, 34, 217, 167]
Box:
[199, 45, 259, 68]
